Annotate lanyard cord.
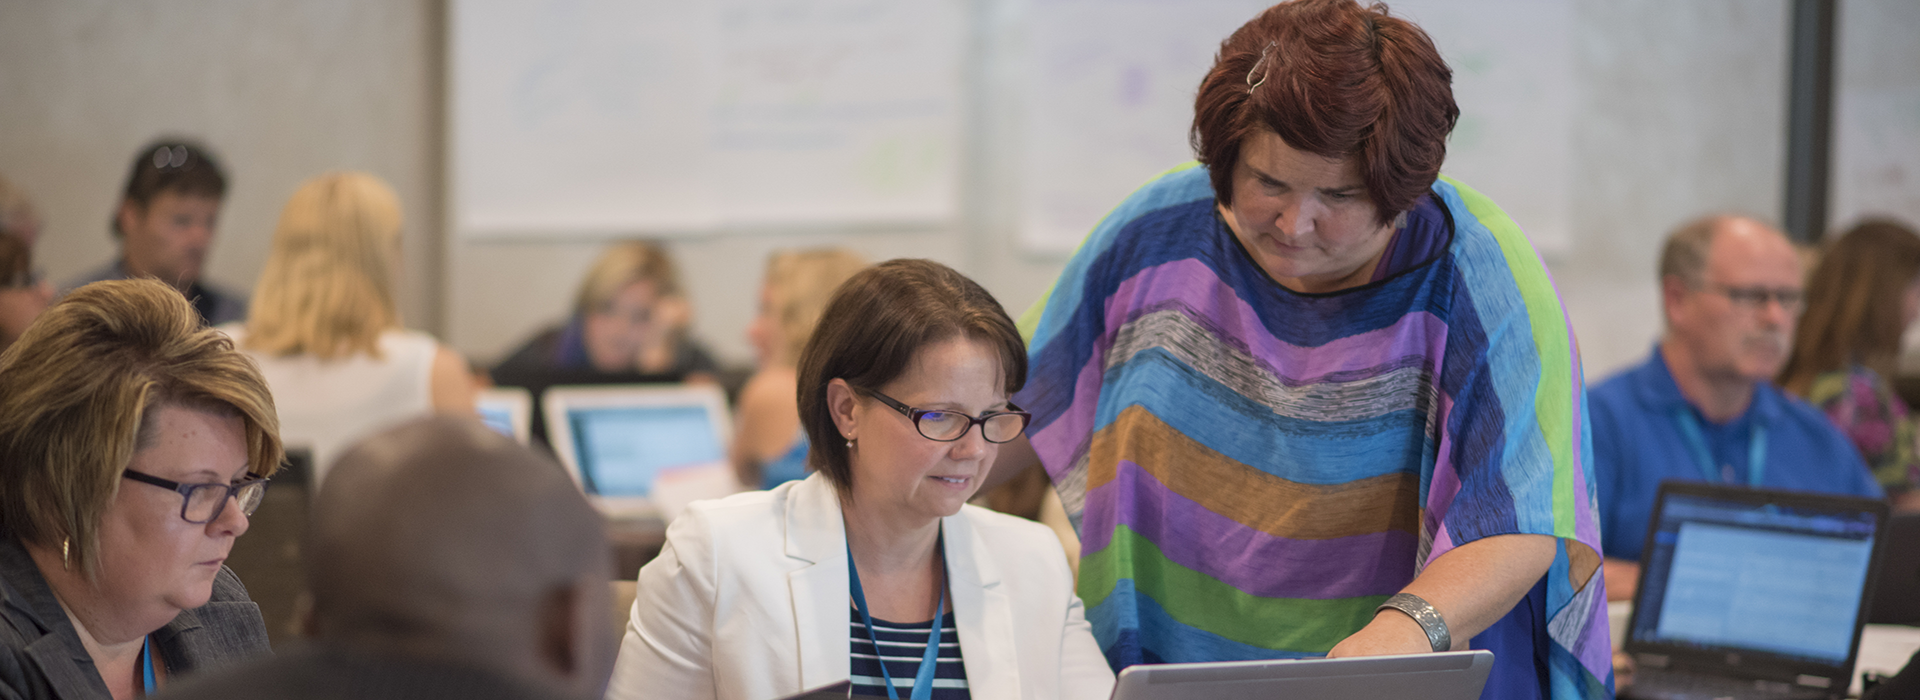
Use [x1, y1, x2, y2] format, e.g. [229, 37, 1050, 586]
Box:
[848, 530, 947, 700]
[139, 636, 157, 695]
[1672, 408, 1767, 488]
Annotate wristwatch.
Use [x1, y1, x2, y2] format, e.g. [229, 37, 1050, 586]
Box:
[1376, 592, 1451, 653]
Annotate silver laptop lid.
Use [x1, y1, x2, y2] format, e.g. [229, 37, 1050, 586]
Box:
[542, 384, 733, 517]
[1625, 482, 1890, 690]
[1110, 650, 1493, 700]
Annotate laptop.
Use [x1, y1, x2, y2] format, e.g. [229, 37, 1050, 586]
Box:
[1622, 482, 1891, 700]
[1867, 513, 1920, 626]
[542, 383, 739, 520]
[1109, 650, 1494, 700]
[475, 386, 532, 445]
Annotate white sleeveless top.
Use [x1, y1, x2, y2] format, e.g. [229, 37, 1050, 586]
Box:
[220, 326, 439, 485]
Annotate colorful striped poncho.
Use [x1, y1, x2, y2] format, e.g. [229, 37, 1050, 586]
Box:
[1015, 164, 1612, 699]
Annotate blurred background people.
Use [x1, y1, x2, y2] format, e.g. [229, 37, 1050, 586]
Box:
[732, 247, 867, 490]
[610, 259, 1112, 700]
[158, 416, 616, 700]
[0, 233, 52, 352]
[0, 279, 284, 698]
[1591, 215, 1882, 600]
[66, 140, 247, 326]
[496, 241, 717, 382]
[0, 173, 44, 248]
[1779, 219, 1920, 510]
[223, 172, 476, 484]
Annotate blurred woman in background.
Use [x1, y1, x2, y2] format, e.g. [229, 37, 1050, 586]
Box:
[495, 241, 718, 382]
[732, 248, 867, 490]
[1780, 219, 1920, 509]
[0, 279, 284, 698]
[226, 172, 476, 482]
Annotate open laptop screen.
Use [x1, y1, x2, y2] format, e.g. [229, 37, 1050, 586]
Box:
[567, 404, 726, 497]
[1631, 490, 1879, 665]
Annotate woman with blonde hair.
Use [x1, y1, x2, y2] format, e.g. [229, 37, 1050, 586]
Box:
[1780, 219, 1920, 505]
[0, 278, 284, 698]
[734, 248, 868, 489]
[496, 241, 718, 381]
[225, 172, 475, 483]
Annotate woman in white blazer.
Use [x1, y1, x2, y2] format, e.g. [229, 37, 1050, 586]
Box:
[607, 260, 1114, 700]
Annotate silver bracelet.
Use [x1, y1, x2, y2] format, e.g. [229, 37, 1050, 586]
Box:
[1376, 592, 1451, 653]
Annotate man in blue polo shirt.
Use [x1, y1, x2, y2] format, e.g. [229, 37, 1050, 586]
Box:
[1590, 214, 1882, 601]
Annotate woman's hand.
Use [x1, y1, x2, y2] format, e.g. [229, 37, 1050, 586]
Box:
[1327, 533, 1562, 657]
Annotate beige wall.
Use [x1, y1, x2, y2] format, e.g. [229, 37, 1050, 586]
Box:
[4, 0, 1915, 381]
[0, 0, 443, 330]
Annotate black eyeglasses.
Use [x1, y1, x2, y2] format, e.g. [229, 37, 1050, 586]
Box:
[855, 387, 1031, 443]
[122, 469, 269, 524]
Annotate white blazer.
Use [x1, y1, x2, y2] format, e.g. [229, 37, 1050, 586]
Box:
[605, 473, 1115, 700]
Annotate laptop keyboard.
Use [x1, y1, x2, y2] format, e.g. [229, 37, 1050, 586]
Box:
[1627, 669, 1831, 700]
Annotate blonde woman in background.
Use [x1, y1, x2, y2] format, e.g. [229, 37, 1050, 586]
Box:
[733, 248, 868, 490]
[496, 241, 719, 381]
[223, 172, 476, 482]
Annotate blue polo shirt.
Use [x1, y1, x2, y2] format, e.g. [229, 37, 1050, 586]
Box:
[1589, 347, 1882, 561]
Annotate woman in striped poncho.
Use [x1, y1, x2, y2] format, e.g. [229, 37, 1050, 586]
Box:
[987, 1, 1612, 698]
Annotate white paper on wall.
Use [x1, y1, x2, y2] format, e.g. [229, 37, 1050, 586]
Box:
[452, 0, 964, 238]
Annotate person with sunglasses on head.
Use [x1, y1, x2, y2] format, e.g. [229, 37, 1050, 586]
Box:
[65, 139, 247, 327]
[1589, 215, 1882, 602]
[0, 278, 284, 699]
[607, 259, 1113, 700]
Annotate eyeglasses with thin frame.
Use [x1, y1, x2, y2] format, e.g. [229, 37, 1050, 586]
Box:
[1699, 282, 1805, 313]
[855, 387, 1031, 444]
[122, 469, 269, 524]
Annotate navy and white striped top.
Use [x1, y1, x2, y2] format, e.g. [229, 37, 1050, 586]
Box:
[848, 606, 970, 699]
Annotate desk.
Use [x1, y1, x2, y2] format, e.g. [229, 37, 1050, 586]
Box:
[1607, 601, 1920, 697]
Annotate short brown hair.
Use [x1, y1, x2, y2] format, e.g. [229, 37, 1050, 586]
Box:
[1780, 219, 1920, 394]
[113, 139, 228, 238]
[1193, 0, 1457, 225]
[0, 279, 283, 578]
[797, 259, 1026, 491]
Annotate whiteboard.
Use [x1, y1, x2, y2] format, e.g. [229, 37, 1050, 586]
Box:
[1015, 0, 1574, 256]
[451, 0, 966, 238]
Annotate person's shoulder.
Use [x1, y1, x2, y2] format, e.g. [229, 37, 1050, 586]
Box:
[60, 259, 126, 294]
[669, 486, 792, 544]
[1770, 383, 1864, 444]
[493, 325, 566, 373]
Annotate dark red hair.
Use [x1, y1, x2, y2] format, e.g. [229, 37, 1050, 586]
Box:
[1192, 0, 1457, 224]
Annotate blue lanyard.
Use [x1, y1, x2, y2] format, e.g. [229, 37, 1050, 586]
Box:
[848, 532, 946, 700]
[139, 636, 157, 695]
[1671, 408, 1767, 488]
